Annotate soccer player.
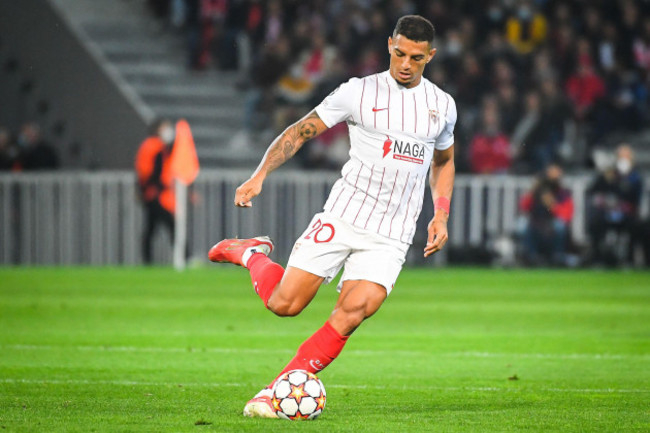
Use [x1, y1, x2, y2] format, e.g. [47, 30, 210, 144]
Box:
[209, 15, 456, 418]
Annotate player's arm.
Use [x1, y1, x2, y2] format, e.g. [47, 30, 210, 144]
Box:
[234, 110, 329, 207]
[424, 144, 455, 257]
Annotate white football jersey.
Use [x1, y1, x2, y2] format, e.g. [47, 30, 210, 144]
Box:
[315, 70, 457, 244]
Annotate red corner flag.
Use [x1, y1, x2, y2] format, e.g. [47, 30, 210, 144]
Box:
[170, 119, 200, 185]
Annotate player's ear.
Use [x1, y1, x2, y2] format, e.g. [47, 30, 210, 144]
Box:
[427, 47, 437, 64]
[388, 36, 393, 54]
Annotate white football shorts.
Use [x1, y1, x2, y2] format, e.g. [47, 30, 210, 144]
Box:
[287, 212, 409, 295]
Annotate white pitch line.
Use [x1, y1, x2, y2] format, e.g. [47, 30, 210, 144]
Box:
[3, 344, 649, 361]
[1, 378, 648, 394]
[2, 344, 293, 355]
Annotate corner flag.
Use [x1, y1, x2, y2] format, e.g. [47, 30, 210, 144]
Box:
[170, 119, 200, 185]
[171, 119, 199, 270]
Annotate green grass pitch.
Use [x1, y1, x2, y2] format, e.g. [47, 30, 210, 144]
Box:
[1, 267, 649, 432]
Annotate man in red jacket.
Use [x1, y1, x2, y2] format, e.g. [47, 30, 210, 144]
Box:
[519, 163, 574, 266]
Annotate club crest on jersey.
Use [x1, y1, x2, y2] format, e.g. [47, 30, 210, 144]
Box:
[429, 109, 439, 121]
[382, 135, 424, 164]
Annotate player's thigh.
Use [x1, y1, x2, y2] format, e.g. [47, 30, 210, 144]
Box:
[329, 280, 387, 336]
[287, 212, 350, 284]
[267, 266, 325, 316]
[338, 239, 408, 296]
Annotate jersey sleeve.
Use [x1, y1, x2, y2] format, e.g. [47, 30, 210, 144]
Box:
[435, 94, 457, 150]
[315, 78, 361, 128]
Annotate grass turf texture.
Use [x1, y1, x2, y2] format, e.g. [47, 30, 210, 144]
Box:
[0, 267, 649, 432]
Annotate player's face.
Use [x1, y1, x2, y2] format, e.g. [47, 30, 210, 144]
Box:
[388, 35, 436, 88]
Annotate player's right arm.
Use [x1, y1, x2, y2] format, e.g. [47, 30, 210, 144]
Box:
[234, 110, 329, 207]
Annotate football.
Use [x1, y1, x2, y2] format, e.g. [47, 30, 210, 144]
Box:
[271, 369, 326, 420]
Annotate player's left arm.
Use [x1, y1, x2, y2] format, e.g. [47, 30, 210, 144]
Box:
[424, 144, 455, 257]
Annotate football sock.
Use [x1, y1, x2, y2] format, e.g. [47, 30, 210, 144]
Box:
[270, 321, 349, 387]
[247, 253, 284, 308]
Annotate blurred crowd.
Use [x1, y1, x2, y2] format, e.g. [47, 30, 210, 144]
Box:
[147, 0, 650, 172]
[517, 143, 649, 267]
[0, 122, 59, 171]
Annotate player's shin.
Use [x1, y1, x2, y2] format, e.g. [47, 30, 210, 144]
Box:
[269, 321, 349, 388]
[247, 253, 284, 308]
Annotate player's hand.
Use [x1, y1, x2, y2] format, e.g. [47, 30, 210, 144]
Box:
[424, 212, 448, 257]
[234, 177, 263, 207]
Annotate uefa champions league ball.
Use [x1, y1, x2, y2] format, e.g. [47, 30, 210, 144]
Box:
[271, 370, 326, 420]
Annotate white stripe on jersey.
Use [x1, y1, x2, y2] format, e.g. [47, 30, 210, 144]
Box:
[316, 70, 457, 245]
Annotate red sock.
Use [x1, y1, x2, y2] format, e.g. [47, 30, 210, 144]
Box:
[269, 321, 349, 387]
[247, 253, 284, 308]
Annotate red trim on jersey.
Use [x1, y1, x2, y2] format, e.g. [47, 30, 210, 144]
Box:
[359, 78, 366, 126]
[406, 175, 426, 243]
[374, 75, 379, 129]
[438, 93, 450, 137]
[424, 83, 431, 136]
[385, 78, 391, 129]
[388, 172, 411, 238]
[378, 169, 400, 233]
[365, 167, 386, 229]
[400, 174, 421, 241]
[353, 164, 375, 225]
[327, 164, 353, 212]
[413, 94, 417, 134]
[434, 88, 441, 137]
[340, 162, 364, 218]
[401, 92, 405, 132]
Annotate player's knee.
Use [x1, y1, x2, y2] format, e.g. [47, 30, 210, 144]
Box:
[267, 297, 303, 317]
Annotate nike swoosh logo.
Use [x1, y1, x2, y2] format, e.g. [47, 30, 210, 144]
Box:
[372, 107, 388, 112]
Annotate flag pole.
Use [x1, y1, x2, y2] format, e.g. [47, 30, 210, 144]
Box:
[170, 118, 199, 271]
[173, 179, 188, 271]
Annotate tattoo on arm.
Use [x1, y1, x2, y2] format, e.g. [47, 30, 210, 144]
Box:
[299, 122, 317, 140]
[282, 140, 295, 160]
[262, 111, 325, 172]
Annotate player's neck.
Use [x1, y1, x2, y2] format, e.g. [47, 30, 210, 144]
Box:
[388, 72, 423, 89]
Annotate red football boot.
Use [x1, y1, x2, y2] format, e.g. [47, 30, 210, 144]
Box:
[208, 236, 274, 268]
[242, 388, 278, 418]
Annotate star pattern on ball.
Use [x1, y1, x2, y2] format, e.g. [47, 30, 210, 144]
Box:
[289, 383, 307, 404]
[272, 396, 282, 411]
[294, 411, 311, 420]
[316, 394, 326, 411]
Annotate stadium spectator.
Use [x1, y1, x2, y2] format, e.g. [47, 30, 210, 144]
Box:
[16, 122, 59, 171]
[135, 118, 177, 264]
[518, 163, 574, 266]
[633, 17, 650, 70]
[467, 98, 511, 174]
[510, 90, 547, 172]
[0, 127, 19, 171]
[565, 40, 606, 122]
[495, 82, 521, 135]
[504, 0, 548, 56]
[240, 35, 291, 136]
[538, 77, 572, 167]
[586, 144, 644, 266]
[186, 0, 228, 70]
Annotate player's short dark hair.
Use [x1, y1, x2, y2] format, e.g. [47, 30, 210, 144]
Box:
[393, 15, 435, 45]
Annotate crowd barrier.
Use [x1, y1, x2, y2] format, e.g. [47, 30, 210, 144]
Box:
[1, 170, 648, 266]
